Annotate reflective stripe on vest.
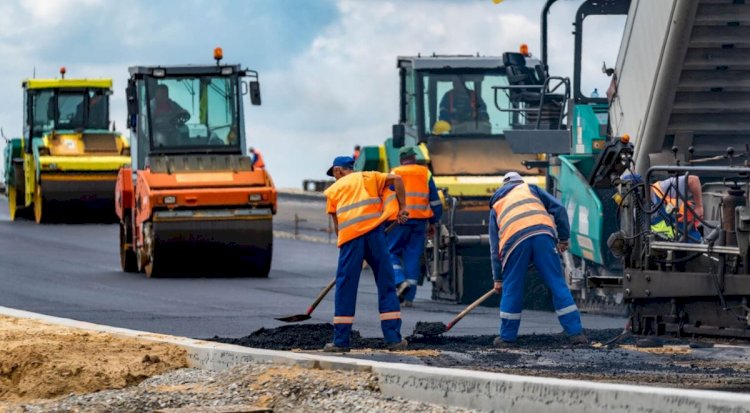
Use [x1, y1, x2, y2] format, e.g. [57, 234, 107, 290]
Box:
[492, 183, 555, 257]
[324, 172, 391, 247]
[390, 164, 434, 220]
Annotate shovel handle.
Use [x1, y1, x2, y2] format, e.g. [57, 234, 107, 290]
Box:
[307, 278, 336, 315]
[445, 288, 498, 331]
[385, 220, 399, 233]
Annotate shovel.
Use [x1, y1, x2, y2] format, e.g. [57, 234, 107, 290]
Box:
[275, 220, 400, 323]
[275, 278, 336, 323]
[414, 288, 498, 336]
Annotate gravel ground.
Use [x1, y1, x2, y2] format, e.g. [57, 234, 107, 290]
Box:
[5, 362, 476, 413]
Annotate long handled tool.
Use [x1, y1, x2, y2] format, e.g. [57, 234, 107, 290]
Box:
[275, 220, 401, 323]
[414, 288, 498, 336]
[276, 278, 335, 323]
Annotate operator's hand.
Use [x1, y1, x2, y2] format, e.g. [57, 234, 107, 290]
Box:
[558, 240, 569, 254]
[427, 223, 436, 238]
[493, 281, 503, 293]
[397, 209, 409, 224]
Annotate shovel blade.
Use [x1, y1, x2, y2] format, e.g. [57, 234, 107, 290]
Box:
[413, 321, 447, 336]
[275, 314, 312, 323]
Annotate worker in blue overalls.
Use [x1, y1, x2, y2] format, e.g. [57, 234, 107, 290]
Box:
[489, 172, 587, 347]
[323, 156, 410, 352]
[386, 147, 443, 307]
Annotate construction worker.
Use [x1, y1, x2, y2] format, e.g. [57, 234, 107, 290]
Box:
[439, 79, 489, 127]
[249, 147, 265, 169]
[651, 175, 704, 242]
[489, 172, 587, 347]
[353, 145, 361, 161]
[387, 147, 443, 307]
[323, 155, 409, 352]
[150, 84, 190, 146]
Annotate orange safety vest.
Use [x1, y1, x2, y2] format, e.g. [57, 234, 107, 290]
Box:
[389, 164, 434, 220]
[492, 183, 555, 256]
[651, 183, 697, 227]
[325, 172, 393, 247]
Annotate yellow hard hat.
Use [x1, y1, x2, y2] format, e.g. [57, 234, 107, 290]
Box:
[432, 120, 452, 135]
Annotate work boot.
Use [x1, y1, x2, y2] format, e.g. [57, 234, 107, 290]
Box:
[386, 339, 408, 351]
[403, 300, 414, 308]
[396, 282, 411, 302]
[323, 343, 350, 353]
[569, 334, 589, 347]
[493, 337, 517, 348]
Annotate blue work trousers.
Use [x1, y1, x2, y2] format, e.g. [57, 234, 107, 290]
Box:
[334, 225, 402, 347]
[499, 235, 583, 342]
[387, 220, 427, 302]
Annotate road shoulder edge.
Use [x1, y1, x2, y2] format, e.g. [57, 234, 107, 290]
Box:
[1, 305, 749, 413]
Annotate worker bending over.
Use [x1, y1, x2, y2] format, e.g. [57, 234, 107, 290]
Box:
[323, 156, 410, 352]
[387, 147, 443, 307]
[249, 147, 265, 169]
[651, 175, 703, 243]
[489, 172, 586, 347]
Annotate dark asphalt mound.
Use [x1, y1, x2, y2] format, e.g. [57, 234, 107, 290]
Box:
[211, 324, 626, 352]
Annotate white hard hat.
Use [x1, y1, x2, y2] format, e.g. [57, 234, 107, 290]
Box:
[502, 171, 523, 184]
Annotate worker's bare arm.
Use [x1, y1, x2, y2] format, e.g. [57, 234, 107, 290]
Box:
[385, 174, 409, 223]
[687, 175, 704, 218]
[329, 213, 339, 235]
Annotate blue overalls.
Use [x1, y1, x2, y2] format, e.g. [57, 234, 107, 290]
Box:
[334, 224, 402, 347]
[489, 182, 583, 342]
[387, 178, 442, 302]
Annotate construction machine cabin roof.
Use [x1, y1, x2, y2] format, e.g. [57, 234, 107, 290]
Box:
[128, 64, 244, 76]
[24, 79, 113, 90]
[397, 55, 505, 70]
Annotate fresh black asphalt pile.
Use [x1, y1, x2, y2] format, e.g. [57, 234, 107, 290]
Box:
[212, 323, 624, 351]
[210, 323, 750, 392]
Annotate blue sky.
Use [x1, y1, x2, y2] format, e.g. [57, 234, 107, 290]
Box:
[0, 0, 624, 187]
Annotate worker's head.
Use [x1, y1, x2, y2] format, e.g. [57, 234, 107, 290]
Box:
[249, 146, 256, 153]
[326, 155, 355, 180]
[155, 84, 169, 102]
[399, 146, 418, 165]
[354, 145, 361, 151]
[502, 171, 524, 185]
[452, 79, 466, 90]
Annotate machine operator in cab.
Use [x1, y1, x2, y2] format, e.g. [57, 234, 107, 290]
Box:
[489, 172, 587, 348]
[150, 84, 190, 146]
[323, 156, 410, 353]
[386, 147, 443, 307]
[438, 79, 489, 132]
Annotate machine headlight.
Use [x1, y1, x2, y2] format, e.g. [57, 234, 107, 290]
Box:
[38, 147, 50, 156]
[249, 194, 262, 202]
[221, 67, 233, 75]
[163, 196, 176, 204]
[121, 148, 131, 156]
[152, 68, 166, 77]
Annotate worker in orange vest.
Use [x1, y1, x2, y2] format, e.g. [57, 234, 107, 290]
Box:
[387, 147, 443, 307]
[249, 147, 265, 169]
[489, 172, 586, 347]
[323, 155, 409, 352]
[353, 145, 361, 161]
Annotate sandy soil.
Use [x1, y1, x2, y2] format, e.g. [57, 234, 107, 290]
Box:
[0, 315, 187, 406]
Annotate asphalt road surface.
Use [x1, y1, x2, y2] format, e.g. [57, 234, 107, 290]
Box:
[0, 194, 623, 340]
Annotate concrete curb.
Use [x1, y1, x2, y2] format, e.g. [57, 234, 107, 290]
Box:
[2, 306, 749, 413]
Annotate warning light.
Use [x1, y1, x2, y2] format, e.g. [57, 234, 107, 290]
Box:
[621, 133, 631, 144]
[60, 66, 66, 79]
[520, 43, 529, 57]
[213, 47, 223, 64]
[493, 0, 504, 3]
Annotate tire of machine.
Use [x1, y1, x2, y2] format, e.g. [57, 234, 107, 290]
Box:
[120, 215, 138, 273]
[245, 239, 272, 278]
[143, 222, 165, 278]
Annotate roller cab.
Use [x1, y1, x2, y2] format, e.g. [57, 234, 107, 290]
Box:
[355, 55, 549, 306]
[3, 73, 130, 223]
[117, 54, 276, 278]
